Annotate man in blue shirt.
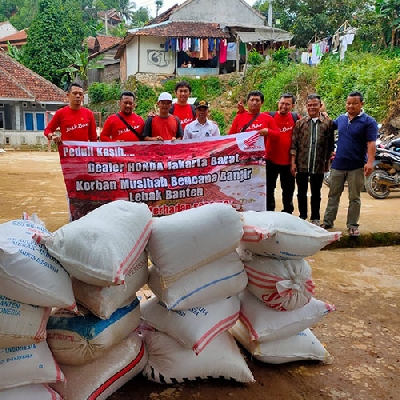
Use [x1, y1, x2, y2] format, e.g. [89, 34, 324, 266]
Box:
[321, 91, 378, 236]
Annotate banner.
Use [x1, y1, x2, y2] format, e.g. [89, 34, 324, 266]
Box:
[59, 131, 266, 219]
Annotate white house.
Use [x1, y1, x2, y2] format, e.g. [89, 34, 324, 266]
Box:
[115, 0, 293, 80]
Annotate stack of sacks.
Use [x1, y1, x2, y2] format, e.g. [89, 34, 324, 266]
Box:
[140, 203, 254, 384]
[231, 211, 340, 364]
[34, 200, 152, 399]
[0, 213, 72, 395]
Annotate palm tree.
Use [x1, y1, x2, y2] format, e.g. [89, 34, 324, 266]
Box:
[119, 0, 136, 22]
[155, 0, 163, 17]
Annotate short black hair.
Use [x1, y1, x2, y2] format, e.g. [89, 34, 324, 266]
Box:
[68, 82, 83, 92]
[280, 92, 296, 104]
[120, 91, 136, 100]
[348, 91, 364, 102]
[247, 90, 264, 102]
[175, 80, 192, 93]
[307, 93, 321, 102]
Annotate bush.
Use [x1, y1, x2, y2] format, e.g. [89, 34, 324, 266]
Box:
[89, 82, 120, 103]
[247, 49, 264, 66]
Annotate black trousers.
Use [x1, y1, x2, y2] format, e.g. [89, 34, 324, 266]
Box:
[266, 160, 295, 213]
[295, 172, 324, 221]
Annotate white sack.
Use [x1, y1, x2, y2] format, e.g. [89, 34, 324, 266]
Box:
[0, 341, 65, 390]
[0, 384, 63, 400]
[148, 251, 247, 310]
[141, 329, 254, 384]
[242, 254, 314, 311]
[34, 200, 152, 286]
[47, 297, 140, 365]
[72, 251, 148, 319]
[140, 295, 240, 355]
[0, 216, 76, 310]
[50, 332, 147, 400]
[147, 203, 243, 288]
[230, 320, 333, 364]
[239, 289, 335, 342]
[240, 211, 341, 259]
[0, 294, 51, 347]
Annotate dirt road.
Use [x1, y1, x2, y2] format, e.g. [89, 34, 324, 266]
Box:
[0, 151, 399, 400]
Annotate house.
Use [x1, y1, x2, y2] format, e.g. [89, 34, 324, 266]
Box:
[0, 49, 68, 147]
[0, 29, 28, 50]
[87, 35, 122, 84]
[115, 0, 293, 80]
[0, 21, 17, 39]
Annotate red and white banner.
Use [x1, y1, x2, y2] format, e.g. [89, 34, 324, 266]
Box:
[59, 131, 266, 219]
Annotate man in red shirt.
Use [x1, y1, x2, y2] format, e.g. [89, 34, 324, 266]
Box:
[143, 92, 183, 141]
[100, 91, 144, 142]
[44, 82, 97, 144]
[169, 81, 196, 130]
[236, 92, 300, 213]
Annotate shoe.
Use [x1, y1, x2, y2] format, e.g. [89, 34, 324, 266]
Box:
[311, 220, 320, 226]
[320, 223, 333, 229]
[348, 227, 360, 237]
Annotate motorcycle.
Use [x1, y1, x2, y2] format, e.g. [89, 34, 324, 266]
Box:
[365, 138, 400, 199]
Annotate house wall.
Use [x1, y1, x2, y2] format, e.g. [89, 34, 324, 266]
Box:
[126, 36, 175, 77]
[170, 0, 265, 28]
[0, 22, 17, 39]
[0, 130, 49, 148]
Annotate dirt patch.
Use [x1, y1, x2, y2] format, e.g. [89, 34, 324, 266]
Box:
[0, 151, 399, 400]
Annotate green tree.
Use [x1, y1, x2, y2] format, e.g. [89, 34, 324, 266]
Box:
[130, 6, 149, 27]
[8, 0, 39, 30]
[22, 0, 86, 87]
[155, 0, 163, 17]
[376, 0, 400, 47]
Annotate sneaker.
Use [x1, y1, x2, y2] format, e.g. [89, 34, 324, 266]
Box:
[311, 220, 320, 226]
[348, 227, 360, 237]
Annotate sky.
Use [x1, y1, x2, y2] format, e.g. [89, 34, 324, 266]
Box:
[137, 0, 257, 19]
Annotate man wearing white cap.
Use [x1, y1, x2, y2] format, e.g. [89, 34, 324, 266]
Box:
[143, 92, 183, 141]
[183, 100, 220, 140]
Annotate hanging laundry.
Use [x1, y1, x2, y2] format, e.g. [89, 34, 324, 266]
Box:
[219, 39, 227, 63]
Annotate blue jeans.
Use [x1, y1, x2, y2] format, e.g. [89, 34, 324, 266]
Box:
[323, 168, 364, 229]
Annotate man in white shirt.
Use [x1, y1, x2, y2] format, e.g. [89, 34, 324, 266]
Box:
[183, 100, 220, 140]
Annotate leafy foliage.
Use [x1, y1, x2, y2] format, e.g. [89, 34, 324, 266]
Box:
[22, 0, 86, 87]
[247, 49, 264, 66]
[88, 82, 121, 103]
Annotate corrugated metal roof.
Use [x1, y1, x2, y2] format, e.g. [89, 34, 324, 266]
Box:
[236, 28, 294, 43]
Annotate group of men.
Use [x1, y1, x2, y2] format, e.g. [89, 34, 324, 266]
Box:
[44, 81, 378, 237]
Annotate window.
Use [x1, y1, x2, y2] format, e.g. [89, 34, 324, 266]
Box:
[24, 112, 45, 130]
[0, 111, 4, 129]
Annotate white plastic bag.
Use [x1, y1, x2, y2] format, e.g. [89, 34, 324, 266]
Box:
[148, 251, 247, 310]
[239, 289, 335, 342]
[35, 200, 152, 286]
[240, 211, 341, 259]
[141, 329, 254, 384]
[0, 294, 51, 347]
[72, 251, 148, 319]
[140, 295, 240, 355]
[0, 216, 76, 310]
[231, 320, 333, 364]
[242, 254, 314, 311]
[47, 298, 140, 365]
[147, 203, 243, 288]
[50, 332, 147, 400]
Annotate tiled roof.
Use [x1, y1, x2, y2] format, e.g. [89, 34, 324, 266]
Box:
[0, 29, 27, 49]
[87, 36, 96, 51]
[96, 35, 122, 51]
[115, 21, 229, 59]
[0, 49, 68, 103]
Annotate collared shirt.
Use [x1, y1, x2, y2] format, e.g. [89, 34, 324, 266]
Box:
[291, 113, 334, 174]
[183, 118, 220, 140]
[332, 112, 378, 170]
